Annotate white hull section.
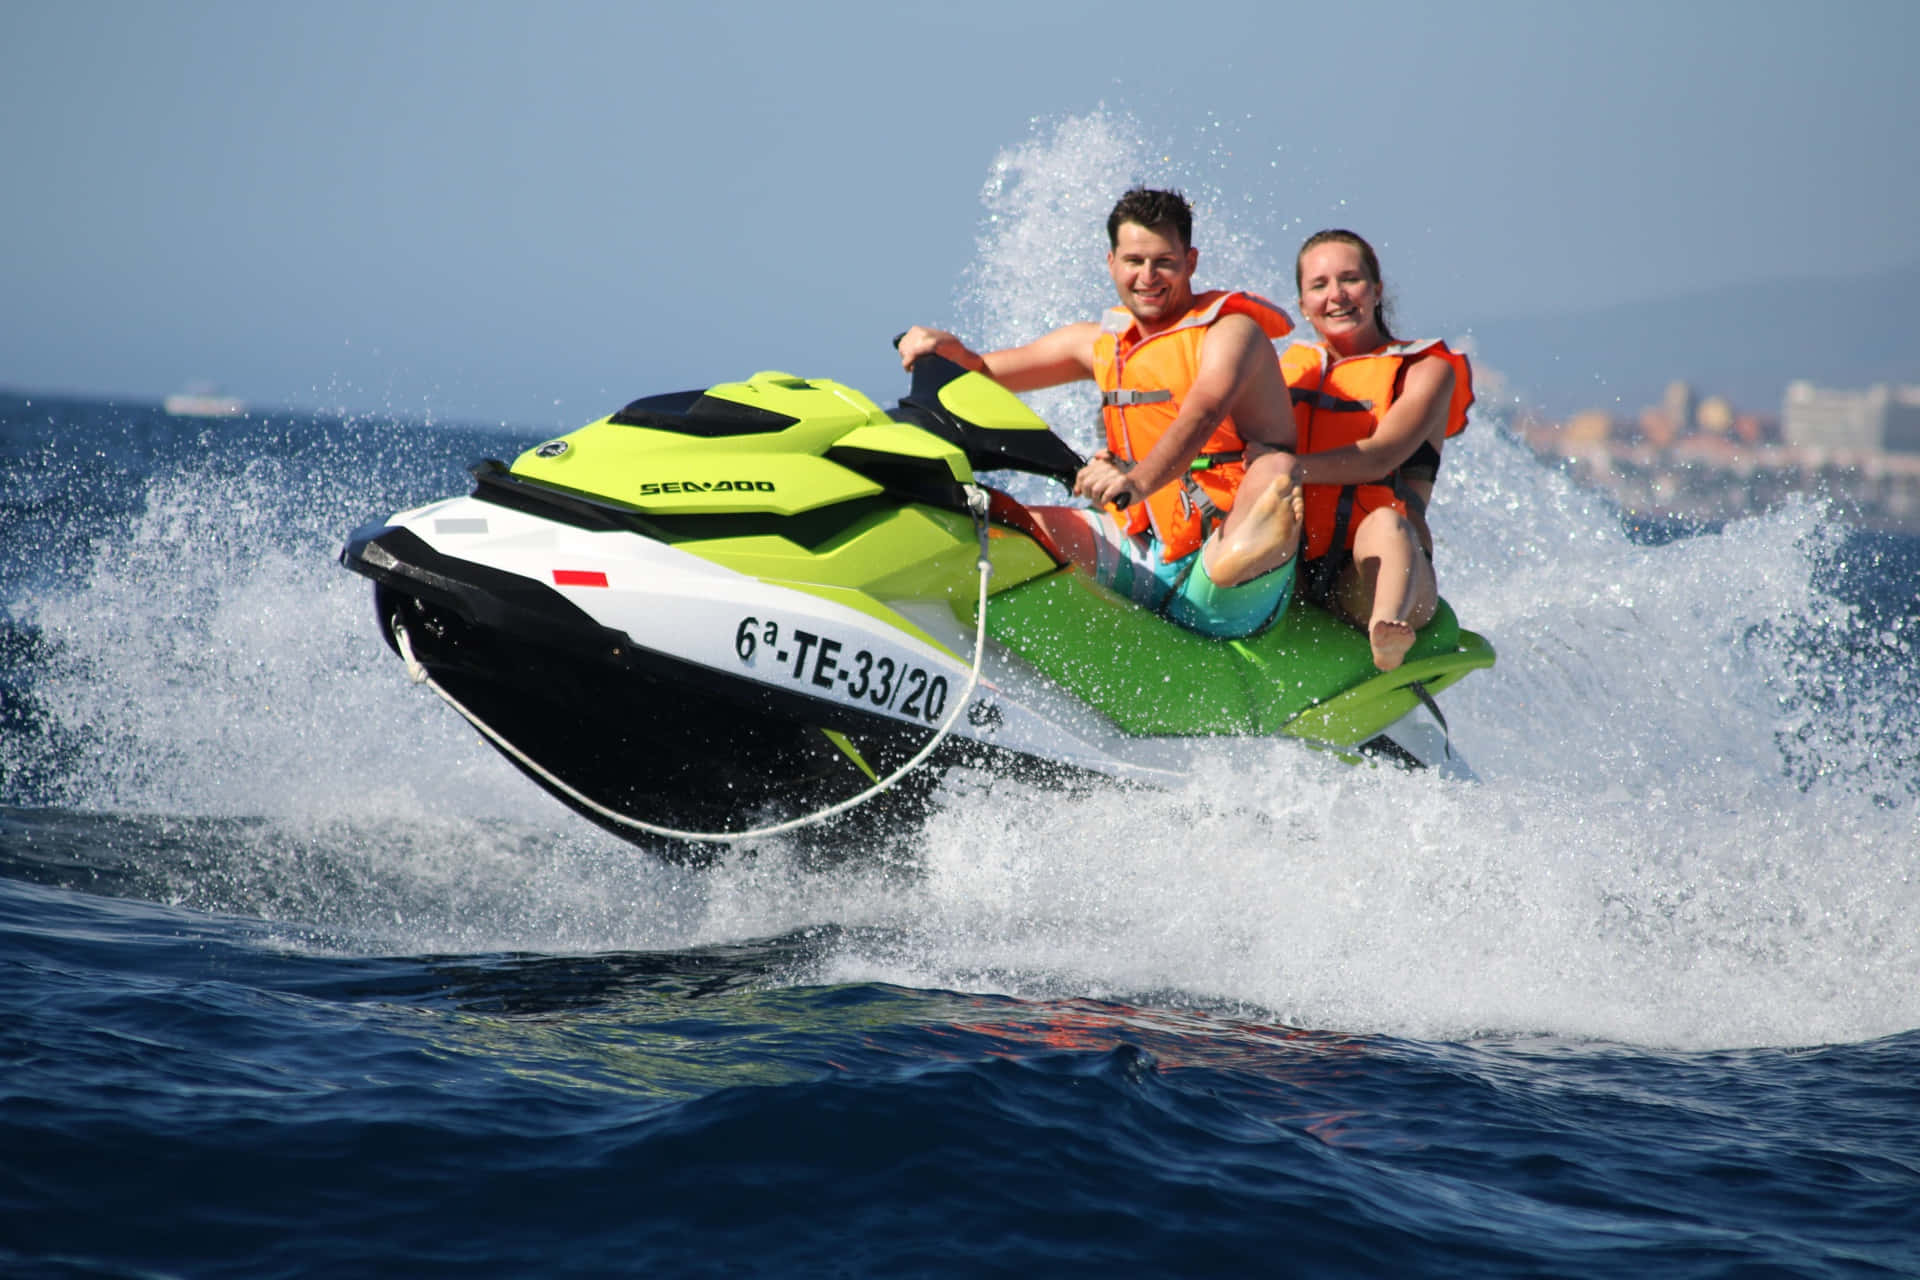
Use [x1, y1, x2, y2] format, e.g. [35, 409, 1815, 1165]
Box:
[387, 497, 1195, 785]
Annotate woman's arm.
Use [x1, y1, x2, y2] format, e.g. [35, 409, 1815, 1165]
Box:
[1295, 356, 1453, 487]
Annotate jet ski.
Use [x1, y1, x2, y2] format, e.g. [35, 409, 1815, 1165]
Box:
[340, 356, 1495, 858]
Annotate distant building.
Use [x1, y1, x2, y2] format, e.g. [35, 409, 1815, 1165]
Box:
[1782, 382, 1920, 454]
[1732, 413, 1777, 446]
[1697, 395, 1734, 435]
[1664, 380, 1697, 433]
[1562, 409, 1615, 445]
[1638, 404, 1678, 448]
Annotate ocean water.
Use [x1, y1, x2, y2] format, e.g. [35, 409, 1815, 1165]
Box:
[7, 125, 1920, 1275]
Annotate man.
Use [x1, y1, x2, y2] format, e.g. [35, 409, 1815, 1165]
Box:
[898, 188, 1305, 639]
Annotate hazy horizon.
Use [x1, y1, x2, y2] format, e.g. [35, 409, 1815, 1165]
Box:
[5, 0, 1915, 428]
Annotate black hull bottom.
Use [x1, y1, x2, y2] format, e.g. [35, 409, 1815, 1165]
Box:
[373, 585, 1075, 863]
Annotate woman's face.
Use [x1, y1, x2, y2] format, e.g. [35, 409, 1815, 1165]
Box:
[1297, 240, 1382, 349]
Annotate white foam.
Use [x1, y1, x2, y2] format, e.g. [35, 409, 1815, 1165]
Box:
[14, 112, 1918, 1049]
[825, 112, 1920, 1050]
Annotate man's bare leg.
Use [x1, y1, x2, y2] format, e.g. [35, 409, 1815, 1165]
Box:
[1341, 508, 1437, 671]
[1203, 452, 1304, 587]
[1024, 506, 1102, 576]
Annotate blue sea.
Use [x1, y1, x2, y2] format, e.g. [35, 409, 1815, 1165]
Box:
[3, 373, 1919, 1277]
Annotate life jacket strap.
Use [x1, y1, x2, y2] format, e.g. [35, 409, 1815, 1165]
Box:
[1110, 453, 1238, 541]
[1387, 465, 1419, 508]
[1329, 465, 1411, 546]
[1396, 469, 1429, 521]
[1101, 388, 1174, 407]
[1328, 483, 1358, 556]
[1181, 473, 1227, 543]
[1290, 387, 1373, 413]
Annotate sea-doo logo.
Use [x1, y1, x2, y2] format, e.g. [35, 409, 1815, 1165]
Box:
[638, 479, 777, 496]
[535, 440, 569, 458]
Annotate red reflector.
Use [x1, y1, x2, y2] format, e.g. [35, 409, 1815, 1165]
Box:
[551, 569, 608, 587]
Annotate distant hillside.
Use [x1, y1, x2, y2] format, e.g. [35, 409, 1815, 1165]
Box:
[1458, 262, 1920, 419]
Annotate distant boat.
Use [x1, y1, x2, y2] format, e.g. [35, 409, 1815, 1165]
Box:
[163, 383, 246, 418]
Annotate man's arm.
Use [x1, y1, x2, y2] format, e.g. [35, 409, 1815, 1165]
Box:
[1075, 312, 1273, 507]
[1293, 357, 1454, 487]
[897, 323, 1098, 393]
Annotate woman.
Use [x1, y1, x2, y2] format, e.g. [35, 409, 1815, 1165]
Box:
[1279, 230, 1473, 670]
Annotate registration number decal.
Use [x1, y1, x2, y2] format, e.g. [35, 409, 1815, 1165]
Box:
[734, 616, 949, 724]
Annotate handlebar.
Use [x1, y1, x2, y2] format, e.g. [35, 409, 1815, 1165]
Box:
[891, 332, 1128, 504]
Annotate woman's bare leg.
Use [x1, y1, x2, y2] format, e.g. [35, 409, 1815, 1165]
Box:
[1340, 508, 1437, 671]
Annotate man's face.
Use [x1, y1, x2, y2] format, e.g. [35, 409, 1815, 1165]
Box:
[1106, 221, 1198, 330]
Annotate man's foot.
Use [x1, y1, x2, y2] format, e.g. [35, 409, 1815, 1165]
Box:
[1370, 617, 1416, 671]
[1207, 474, 1305, 586]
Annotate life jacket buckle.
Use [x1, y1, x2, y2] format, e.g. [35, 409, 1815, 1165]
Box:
[1101, 389, 1174, 407]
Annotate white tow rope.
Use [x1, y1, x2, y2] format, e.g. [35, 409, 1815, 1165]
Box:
[393, 485, 997, 846]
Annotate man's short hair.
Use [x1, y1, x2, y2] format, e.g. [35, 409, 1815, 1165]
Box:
[1107, 188, 1194, 250]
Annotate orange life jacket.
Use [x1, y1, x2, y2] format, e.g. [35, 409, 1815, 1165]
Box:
[1281, 338, 1474, 561]
[1093, 290, 1293, 562]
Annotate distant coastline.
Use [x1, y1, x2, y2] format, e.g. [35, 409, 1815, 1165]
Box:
[1518, 425, 1920, 534]
[1458, 265, 1920, 533]
[1512, 378, 1920, 534]
[1458, 261, 1920, 419]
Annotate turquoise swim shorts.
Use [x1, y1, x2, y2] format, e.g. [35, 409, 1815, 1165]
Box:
[1070, 509, 1296, 639]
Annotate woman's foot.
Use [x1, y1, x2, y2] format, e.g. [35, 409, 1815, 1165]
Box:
[1370, 617, 1416, 671]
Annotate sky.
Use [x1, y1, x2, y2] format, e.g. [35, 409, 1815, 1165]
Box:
[3, 0, 1916, 430]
